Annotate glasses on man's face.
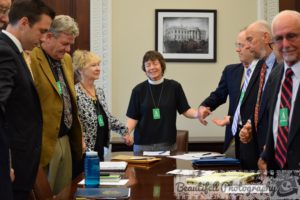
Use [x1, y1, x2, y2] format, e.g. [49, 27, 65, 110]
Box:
[273, 33, 300, 45]
[234, 43, 245, 49]
[0, 6, 10, 16]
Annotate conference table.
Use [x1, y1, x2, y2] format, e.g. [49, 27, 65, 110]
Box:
[55, 152, 263, 200]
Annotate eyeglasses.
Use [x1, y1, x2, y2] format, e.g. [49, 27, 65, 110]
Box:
[273, 33, 300, 45]
[0, 6, 10, 16]
[234, 43, 245, 49]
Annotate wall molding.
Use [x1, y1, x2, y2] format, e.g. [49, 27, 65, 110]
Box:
[90, 0, 112, 108]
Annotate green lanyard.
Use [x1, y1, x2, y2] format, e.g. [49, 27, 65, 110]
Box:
[148, 82, 164, 120]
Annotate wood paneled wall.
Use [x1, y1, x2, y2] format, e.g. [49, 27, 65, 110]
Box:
[279, 0, 300, 11]
[42, 0, 90, 52]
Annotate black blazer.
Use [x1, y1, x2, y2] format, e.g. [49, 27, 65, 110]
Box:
[201, 63, 244, 152]
[262, 63, 300, 170]
[237, 60, 263, 169]
[251, 61, 278, 154]
[0, 33, 43, 192]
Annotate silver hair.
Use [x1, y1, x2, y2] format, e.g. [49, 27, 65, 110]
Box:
[49, 15, 79, 38]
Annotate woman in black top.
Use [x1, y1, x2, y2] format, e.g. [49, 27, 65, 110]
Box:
[126, 50, 199, 154]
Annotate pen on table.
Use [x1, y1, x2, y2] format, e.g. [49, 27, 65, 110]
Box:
[202, 153, 212, 156]
[100, 173, 110, 176]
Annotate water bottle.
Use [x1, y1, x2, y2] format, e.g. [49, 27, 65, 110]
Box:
[84, 151, 100, 188]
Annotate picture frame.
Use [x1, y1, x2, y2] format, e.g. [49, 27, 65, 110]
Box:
[155, 9, 217, 62]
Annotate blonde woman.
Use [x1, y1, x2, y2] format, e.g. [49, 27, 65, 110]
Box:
[73, 50, 131, 160]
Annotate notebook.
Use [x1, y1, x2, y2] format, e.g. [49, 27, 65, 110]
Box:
[192, 157, 240, 166]
[76, 187, 130, 199]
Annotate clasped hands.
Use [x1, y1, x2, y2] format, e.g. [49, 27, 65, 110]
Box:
[122, 133, 133, 146]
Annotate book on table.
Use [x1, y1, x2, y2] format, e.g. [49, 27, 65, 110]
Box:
[76, 187, 130, 199]
[111, 154, 161, 164]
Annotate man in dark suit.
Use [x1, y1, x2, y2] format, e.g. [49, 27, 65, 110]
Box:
[238, 20, 278, 169]
[259, 10, 300, 170]
[0, 0, 11, 199]
[198, 30, 261, 166]
[0, 1, 54, 199]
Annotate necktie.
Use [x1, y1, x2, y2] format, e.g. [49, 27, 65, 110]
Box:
[55, 62, 73, 129]
[254, 63, 267, 130]
[275, 68, 293, 169]
[22, 51, 34, 80]
[231, 67, 252, 136]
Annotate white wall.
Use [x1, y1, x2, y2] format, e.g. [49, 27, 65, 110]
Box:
[110, 0, 258, 139]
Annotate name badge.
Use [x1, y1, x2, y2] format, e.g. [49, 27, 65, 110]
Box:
[152, 108, 160, 120]
[279, 108, 289, 127]
[240, 91, 245, 103]
[98, 115, 105, 127]
[56, 81, 62, 95]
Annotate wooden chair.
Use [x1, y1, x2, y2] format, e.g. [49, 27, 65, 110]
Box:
[32, 166, 54, 200]
[176, 130, 189, 153]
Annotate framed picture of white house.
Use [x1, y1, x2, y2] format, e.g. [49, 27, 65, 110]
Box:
[155, 9, 217, 62]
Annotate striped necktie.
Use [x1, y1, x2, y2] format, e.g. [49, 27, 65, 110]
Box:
[231, 67, 252, 136]
[254, 63, 267, 130]
[275, 68, 293, 169]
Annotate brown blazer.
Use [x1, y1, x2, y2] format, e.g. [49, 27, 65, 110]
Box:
[30, 47, 82, 166]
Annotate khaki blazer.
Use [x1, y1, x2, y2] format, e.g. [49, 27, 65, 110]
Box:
[30, 47, 82, 166]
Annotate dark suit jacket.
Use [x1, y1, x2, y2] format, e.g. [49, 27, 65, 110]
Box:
[0, 33, 43, 192]
[251, 61, 278, 154]
[201, 63, 244, 152]
[262, 63, 300, 170]
[237, 60, 264, 169]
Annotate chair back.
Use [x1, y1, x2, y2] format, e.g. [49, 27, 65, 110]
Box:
[176, 130, 189, 152]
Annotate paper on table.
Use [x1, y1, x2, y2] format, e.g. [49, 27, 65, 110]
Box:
[100, 161, 128, 171]
[78, 179, 129, 186]
[167, 169, 215, 176]
[169, 152, 225, 160]
[143, 151, 170, 156]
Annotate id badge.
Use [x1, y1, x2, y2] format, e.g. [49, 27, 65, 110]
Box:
[152, 108, 160, 120]
[56, 81, 62, 95]
[279, 108, 289, 127]
[97, 115, 105, 127]
[240, 91, 245, 103]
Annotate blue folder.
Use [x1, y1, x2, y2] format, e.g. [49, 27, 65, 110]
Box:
[192, 157, 240, 166]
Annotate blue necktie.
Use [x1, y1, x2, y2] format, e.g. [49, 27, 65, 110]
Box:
[231, 67, 252, 136]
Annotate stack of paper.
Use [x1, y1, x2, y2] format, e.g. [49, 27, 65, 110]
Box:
[186, 171, 258, 185]
[100, 161, 128, 171]
[169, 152, 225, 160]
[143, 151, 170, 156]
[167, 169, 215, 176]
[78, 178, 129, 186]
[111, 155, 161, 164]
[100, 174, 121, 182]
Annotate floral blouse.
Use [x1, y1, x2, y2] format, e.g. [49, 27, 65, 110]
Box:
[75, 83, 128, 151]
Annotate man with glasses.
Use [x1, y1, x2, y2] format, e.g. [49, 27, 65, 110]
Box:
[237, 20, 278, 169]
[259, 10, 300, 170]
[0, 0, 10, 29]
[198, 30, 260, 163]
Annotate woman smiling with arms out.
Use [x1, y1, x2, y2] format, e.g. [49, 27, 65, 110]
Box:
[126, 50, 199, 155]
[73, 50, 131, 161]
